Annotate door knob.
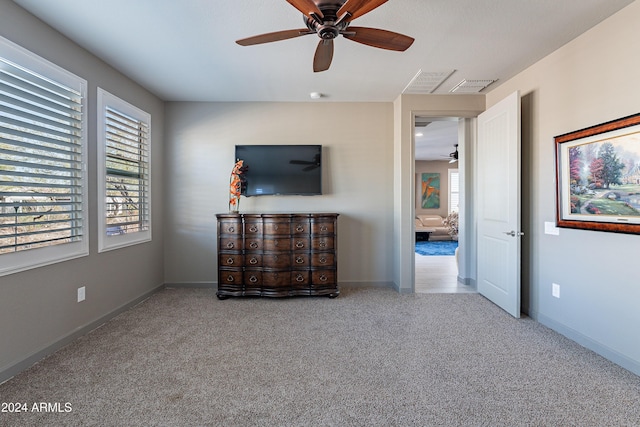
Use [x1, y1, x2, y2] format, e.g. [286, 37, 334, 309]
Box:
[503, 230, 525, 237]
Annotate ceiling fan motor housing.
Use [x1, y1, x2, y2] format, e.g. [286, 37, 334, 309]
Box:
[304, 3, 349, 39]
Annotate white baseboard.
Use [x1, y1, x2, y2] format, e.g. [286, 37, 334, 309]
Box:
[340, 281, 394, 289]
[164, 282, 216, 288]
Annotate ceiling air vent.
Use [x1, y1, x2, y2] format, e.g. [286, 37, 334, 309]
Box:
[403, 70, 455, 94]
[449, 79, 497, 93]
[414, 117, 432, 128]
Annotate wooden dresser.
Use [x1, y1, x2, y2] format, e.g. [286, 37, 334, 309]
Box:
[216, 213, 339, 299]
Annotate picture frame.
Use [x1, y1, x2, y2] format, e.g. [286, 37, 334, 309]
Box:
[555, 113, 640, 234]
[420, 173, 440, 209]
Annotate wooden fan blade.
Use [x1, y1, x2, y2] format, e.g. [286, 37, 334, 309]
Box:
[344, 27, 414, 51]
[337, 0, 388, 22]
[236, 29, 311, 46]
[286, 0, 324, 19]
[313, 39, 334, 72]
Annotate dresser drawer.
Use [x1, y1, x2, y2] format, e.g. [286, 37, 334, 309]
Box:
[219, 237, 242, 251]
[292, 237, 310, 251]
[245, 254, 262, 267]
[244, 237, 263, 251]
[292, 253, 310, 268]
[263, 218, 290, 235]
[262, 271, 290, 287]
[291, 217, 310, 235]
[312, 270, 336, 286]
[311, 220, 334, 235]
[311, 252, 335, 267]
[311, 236, 334, 251]
[244, 220, 263, 235]
[244, 270, 262, 286]
[219, 219, 242, 235]
[262, 253, 290, 269]
[219, 253, 243, 267]
[263, 237, 291, 252]
[219, 270, 243, 286]
[291, 271, 310, 288]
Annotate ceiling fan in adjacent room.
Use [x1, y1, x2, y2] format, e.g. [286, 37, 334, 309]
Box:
[236, 0, 415, 72]
[444, 144, 458, 163]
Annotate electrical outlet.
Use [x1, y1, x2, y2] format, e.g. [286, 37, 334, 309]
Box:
[552, 283, 560, 298]
[77, 286, 85, 302]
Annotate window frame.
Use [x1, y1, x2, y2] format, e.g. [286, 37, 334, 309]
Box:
[448, 168, 459, 213]
[97, 88, 151, 252]
[0, 36, 88, 276]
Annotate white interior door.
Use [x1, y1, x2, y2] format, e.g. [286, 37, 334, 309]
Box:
[476, 91, 521, 318]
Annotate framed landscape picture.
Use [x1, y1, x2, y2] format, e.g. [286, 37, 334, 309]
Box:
[555, 113, 640, 234]
[421, 173, 440, 209]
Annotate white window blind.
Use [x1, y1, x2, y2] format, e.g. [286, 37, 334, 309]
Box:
[0, 36, 87, 275]
[97, 88, 150, 252]
[449, 169, 459, 213]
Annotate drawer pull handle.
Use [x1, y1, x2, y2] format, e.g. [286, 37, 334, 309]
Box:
[319, 257, 327, 264]
[295, 274, 304, 282]
[319, 274, 328, 282]
[226, 258, 234, 265]
[274, 241, 279, 247]
[274, 225, 279, 231]
[319, 241, 326, 248]
[249, 225, 258, 232]
[320, 225, 328, 232]
[295, 257, 304, 264]
[249, 242, 259, 249]
[226, 242, 235, 249]
[296, 225, 304, 232]
[249, 275, 258, 283]
[228, 226, 235, 233]
[227, 275, 235, 282]
[296, 241, 305, 248]
[249, 257, 258, 265]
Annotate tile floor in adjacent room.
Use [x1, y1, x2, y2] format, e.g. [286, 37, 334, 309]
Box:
[415, 253, 477, 294]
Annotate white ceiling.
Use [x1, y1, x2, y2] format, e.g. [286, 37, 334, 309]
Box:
[12, 0, 633, 104]
[10, 0, 633, 160]
[414, 119, 459, 161]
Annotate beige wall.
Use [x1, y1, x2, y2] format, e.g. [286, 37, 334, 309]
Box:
[486, 1, 640, 373]
[415, 160, 457, 217]
[164, 102, 394, 286]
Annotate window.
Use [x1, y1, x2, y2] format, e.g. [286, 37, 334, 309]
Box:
[0, 36, 88, 276]
[97, 88, 150, 252]
[448, 169, 459, 213]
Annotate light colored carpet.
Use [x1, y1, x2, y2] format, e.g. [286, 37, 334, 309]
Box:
[1, 286, 639, 426]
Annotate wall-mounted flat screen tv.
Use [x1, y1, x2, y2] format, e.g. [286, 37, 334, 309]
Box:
[235, 145, 322, 196]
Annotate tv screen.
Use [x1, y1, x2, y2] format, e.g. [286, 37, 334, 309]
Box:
[235, 145, 322, 196]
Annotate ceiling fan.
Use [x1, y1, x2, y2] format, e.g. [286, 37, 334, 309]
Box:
[447, 144, 459, 163]
[236, 0, 415, 72]
[290, 153, 321, 171]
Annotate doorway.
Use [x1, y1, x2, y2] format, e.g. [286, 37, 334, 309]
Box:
[413, 117, 475, 294]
